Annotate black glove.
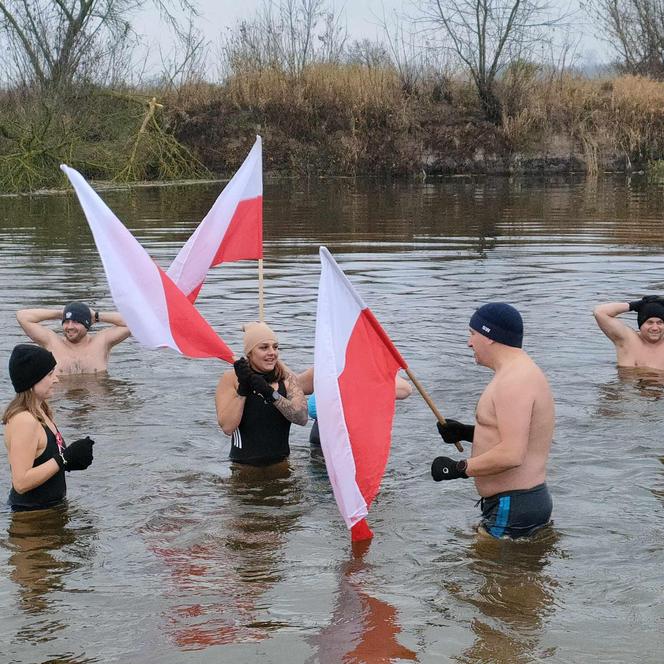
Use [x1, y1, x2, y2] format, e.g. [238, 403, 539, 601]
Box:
[56, 436, 95, 471]
[233, 358, 253, 396]
[437, 419, 475, 444]
[248, 373, 276, 402]
[431, 456, 468, 481]
[629, 295, 664, 311]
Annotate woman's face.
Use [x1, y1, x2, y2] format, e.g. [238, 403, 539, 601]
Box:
[248, 341, 279, 374]
[32, 368, 59, 401]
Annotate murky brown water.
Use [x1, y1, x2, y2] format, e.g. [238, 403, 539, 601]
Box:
[1, 175, 664, 663]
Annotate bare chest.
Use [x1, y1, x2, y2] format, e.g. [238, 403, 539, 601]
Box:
[53, 339, 108, 374]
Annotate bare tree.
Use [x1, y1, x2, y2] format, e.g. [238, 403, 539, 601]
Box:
[219, 0, 347, 78]
[587, 0, 664, 78]
[0, 0, 196, 93]
[157, 14, 207, 93]
[417, 0, 564, 121]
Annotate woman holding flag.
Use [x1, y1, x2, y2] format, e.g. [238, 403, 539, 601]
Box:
[215, 322, 308, 469]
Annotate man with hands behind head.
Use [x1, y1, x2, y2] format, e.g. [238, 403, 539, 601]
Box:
[593, 296, 664, 370]
[17, 302, 130, 375]
[431, 303, 554, 540]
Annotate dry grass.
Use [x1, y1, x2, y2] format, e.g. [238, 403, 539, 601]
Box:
[5, 67, 664, 192]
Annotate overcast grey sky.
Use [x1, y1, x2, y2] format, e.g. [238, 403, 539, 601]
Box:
[135, 0, 611, 71]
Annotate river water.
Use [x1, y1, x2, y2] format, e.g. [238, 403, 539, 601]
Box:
[0, 175, 663, 663]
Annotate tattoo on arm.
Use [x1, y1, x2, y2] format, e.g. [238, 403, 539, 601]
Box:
[274, 373, 308, 425]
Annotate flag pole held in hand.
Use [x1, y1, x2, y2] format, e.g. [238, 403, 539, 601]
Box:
[403, 367, 464, 453]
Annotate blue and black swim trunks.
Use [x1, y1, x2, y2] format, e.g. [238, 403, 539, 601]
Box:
[479, 483, 552, 539]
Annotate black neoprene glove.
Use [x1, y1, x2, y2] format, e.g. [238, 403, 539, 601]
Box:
[248, 373, 276, 402]
[56, 436, 95, 471]
[233, 358, 253, 396]
[437, 419, 475, 445]
[431, 456, 468, 481]
[629, 295, 664, 311]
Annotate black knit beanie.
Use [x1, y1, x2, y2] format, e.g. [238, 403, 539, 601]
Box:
[62, 302, 92, 330]
[9, 344, 57, 393]
[638, 301, 664, 328]
[469, 303, 524, 348]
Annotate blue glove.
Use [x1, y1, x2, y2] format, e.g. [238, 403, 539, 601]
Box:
[307, 394, 317, 419]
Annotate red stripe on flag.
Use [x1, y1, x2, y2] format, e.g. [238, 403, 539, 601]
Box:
[211, 196, 263, 265]
[158, 269, 234, 361]
[186, 283, 203, 304]
[361, 307, 408, 370]
[338, 308, 402, 508]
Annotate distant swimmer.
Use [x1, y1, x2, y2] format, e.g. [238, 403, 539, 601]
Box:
[431, 303, 554, 540]
[215, 322, 308, 468]
[3, 344, 95, 511]
[17, 303, 130, 375]
[593, 296, 664, 370]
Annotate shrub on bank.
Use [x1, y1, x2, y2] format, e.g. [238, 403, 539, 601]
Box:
[4, 68, 664, 192]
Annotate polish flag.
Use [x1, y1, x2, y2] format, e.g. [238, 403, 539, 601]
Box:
[314, 247, 408, 541]
[167, 136, 263, 301]
[61, 165, 234, 362]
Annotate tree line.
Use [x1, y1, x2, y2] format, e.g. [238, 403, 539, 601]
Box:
[1, 0, 664, 191]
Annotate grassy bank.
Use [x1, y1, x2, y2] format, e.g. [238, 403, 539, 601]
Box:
[3, 66, 664, 193]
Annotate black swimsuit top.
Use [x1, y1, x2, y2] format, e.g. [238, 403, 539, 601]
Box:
[8, 424, 67, 511]
[230, 380, 291, 466]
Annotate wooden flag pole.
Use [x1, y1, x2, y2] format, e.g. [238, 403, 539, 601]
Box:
[258, 258, 265, 322]
[403, 366, 464, 453]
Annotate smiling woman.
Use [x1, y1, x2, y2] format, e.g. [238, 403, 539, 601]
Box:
[214, 322, 307, 469]
[2, 345, 95, 511]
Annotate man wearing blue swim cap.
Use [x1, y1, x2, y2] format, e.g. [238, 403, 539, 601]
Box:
[431, 302, 555, 540]
[16, 302, 131, 374]
[593, 295, 664, 370]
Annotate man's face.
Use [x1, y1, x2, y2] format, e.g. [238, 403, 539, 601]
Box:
[62, 319, 88, 343]
[640, 317, 664, 344]
[467, 328, 491, 366]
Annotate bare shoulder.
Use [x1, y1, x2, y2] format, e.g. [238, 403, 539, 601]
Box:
[5, 411, 41, 436]
[217, 369, 236, 390]
[496, 356, 549, 397]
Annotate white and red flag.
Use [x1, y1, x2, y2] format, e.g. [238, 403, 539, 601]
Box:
[314, 247, 408, 542]
[167, 136, 263, 301]
[61, 165, 234, 362]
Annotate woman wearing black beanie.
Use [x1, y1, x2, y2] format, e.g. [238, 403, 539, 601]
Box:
[2, 344, 95, 511]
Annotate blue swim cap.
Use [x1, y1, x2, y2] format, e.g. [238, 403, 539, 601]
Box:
[469, 303, 523, 348]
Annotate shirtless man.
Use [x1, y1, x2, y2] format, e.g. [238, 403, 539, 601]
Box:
[593, 296, 664, 370]
[431, 302, 554, 539]
[16, 302, 131, 375]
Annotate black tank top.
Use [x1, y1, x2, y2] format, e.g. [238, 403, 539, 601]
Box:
[230, 380, 291, 466]
[8, 425, 67, 511]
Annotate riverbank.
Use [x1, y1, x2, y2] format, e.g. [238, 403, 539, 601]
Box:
[2, 68, 664, 192]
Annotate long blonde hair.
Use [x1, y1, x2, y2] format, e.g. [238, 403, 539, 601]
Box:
[2, 390, 52, 425]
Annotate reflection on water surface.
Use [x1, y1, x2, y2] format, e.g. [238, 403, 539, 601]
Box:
[1, 175, 663, 662]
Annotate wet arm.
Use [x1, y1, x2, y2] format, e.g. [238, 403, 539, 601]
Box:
[93, 310, 131, 348]
[465, 382, 532, 477]
[215, 371, 246, 435]
[275, 373, 308, 425]
[395, 374, 412, 400]
[296, 367, 314, 395]
[593, 302, 633, 344]
[16, 308, 60, 347]
[6, 415, 60, 494]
